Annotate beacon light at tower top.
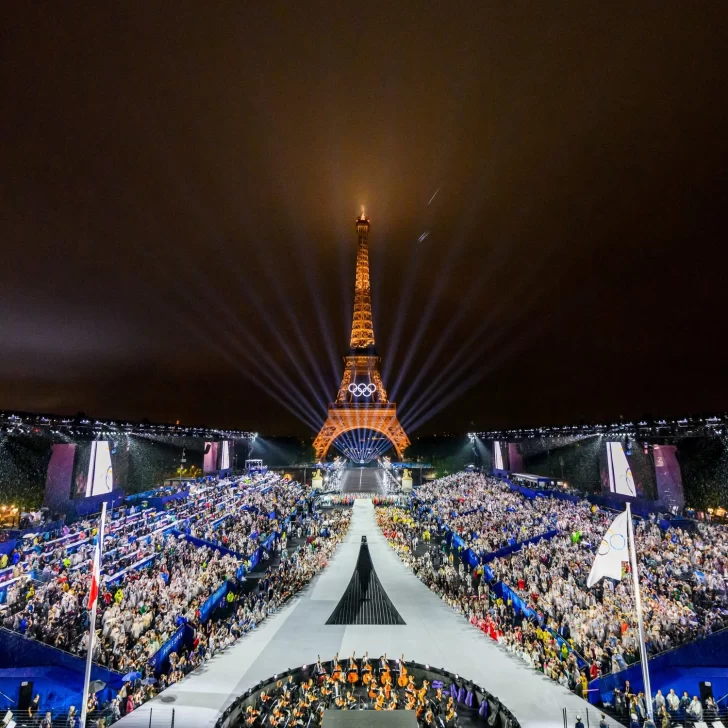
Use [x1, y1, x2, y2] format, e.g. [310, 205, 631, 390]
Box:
[313, 214, 409, 463]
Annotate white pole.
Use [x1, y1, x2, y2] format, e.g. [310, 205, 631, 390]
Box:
[626, 502, 654, 719]
[80, 500, 107, 727]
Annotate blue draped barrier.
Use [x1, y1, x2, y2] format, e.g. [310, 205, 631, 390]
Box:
[481, 529, 560, 563]
[491, 581, 587, 668]
[589, 627, 728, 706]
[148, 488, 189, 510]
[149, 581, 237, 675]
[0, 627, 124, 689]
[248, 547, 262, 571]
[172, 531, 247, 560]
[200, 580, 231, 622]
[106, 554, 157, 587]
[63, 492, 125, 522]
[147, 624, 195, 675]
[4, 518, 66, 541]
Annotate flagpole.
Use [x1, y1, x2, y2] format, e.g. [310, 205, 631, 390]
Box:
[625, 502, 653, 719]
[81, 500, 107, 728]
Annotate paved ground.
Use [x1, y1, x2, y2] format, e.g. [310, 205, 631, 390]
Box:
[341, 467, 387, 494]
[120, 499, 618, 728]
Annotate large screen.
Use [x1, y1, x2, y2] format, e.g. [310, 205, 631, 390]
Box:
[493, 441, 507, 470]
[220, 441, 230, 470]
[203, 441, 219, 473]
[601, 440, 657, 500]
[44, 443, 77, 508]
[69, 440, 128, 498]
[604, 441, 636, 496]
[86, 441, 113, 496]
[653, 445, 685, 511]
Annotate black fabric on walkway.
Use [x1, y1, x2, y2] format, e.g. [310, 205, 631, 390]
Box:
[326, 536, 406, 625]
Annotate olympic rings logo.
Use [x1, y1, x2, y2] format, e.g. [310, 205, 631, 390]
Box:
[348, 383, 377, 397]
[597, 532, 626, 556]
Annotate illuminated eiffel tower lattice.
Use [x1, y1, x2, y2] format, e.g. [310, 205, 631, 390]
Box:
[313, 214, 409, 462]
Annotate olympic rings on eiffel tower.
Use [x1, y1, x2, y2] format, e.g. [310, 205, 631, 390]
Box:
[348, 382, 377, 397]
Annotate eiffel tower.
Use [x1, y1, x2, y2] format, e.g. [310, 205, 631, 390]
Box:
[313, 214, 409, 462]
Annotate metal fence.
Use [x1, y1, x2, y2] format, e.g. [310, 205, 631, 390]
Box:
[562, 706, 728, 728]
[0, 706, 175, 728]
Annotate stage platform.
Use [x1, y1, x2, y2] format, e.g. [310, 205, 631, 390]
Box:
[118, 499, 617, 728]
[324, 709, 418, 728]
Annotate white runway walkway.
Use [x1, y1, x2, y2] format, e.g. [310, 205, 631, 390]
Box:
[120, 500, 608, 728]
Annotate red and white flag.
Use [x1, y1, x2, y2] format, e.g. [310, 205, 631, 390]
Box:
[88, 543, 101, 610]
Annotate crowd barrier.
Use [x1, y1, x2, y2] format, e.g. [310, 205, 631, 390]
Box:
[480, 529, 560, 564]
[171, 531, 247, 560]
[147, 488, 190, 510]
[62, 492, 125, 523]
[0, 627, 125, 690]
[106, 553, 157, 587]
[588, 627, 728, 706]
[3, 518, 66, 542]
[147, 624, 194, 675]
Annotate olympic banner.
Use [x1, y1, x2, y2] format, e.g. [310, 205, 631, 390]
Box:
[587, 511, 629, 587]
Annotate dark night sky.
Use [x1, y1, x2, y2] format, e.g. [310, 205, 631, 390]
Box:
[2, 2, 727, 437]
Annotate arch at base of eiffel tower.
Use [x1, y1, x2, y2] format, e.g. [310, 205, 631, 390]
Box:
[313, 405, 409, 462]
[314, 214, 409, 462]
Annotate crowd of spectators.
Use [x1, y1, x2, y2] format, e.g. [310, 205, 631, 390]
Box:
[415, 474, 569, 555]
[0, 472, 356, 724]
[378, 471, 728, 712]
[103, 504, 352, 723]
[490, 518, 728, 674]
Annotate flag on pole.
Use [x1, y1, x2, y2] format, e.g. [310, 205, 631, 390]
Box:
[587, 511, 630, 587]
[88, 543, 101, 610]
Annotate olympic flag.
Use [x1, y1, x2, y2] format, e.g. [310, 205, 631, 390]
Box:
[587, 511, 630, 587]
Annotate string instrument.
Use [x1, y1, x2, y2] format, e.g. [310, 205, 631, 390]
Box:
[446, 708, 456, 725]
[418, 681, 429, 702]
[347, 652, 359, 684]
[406, 693, 416, 711]
[361, 652, 373, 685]
[375, 692, 385, 711]
[425, 709, 435, 726]
[384, 682, 392, 700]
[335, 695, 346, 708]
[368, 681, 379, 700]
[315, 655, 327, 685]
[398, 654, 409, 687]
[416, 703, 425, 720]
[331, 654, 343, 682]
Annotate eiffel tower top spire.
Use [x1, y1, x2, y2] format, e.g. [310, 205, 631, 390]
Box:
[349, 213, 376, 351]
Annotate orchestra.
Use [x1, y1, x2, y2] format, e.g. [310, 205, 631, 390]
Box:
[238, 656, 460, 728]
